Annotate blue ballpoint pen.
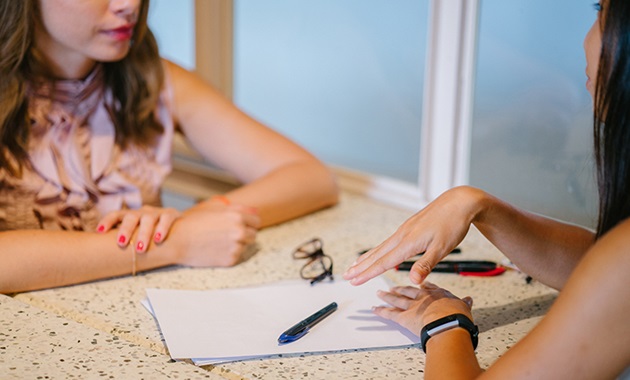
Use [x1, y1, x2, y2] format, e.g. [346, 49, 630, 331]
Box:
[278, 302, 338, 344]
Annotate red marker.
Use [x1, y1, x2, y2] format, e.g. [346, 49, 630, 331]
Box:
[396, 260, 505, 276]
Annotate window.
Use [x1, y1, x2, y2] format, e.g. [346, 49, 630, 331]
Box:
[469, 0, 598, 226]
[150, 0, 599, 226]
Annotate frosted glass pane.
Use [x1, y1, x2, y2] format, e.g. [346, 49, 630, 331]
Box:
[470, 0, 598, 227]
[148, 0, 195, 70]
[233, 0, 428, 183]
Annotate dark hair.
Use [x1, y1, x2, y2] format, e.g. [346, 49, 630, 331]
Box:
[594, 0, 630, 237]
[0, 0, 164, 176]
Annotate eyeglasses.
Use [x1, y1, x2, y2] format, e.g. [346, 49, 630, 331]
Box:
[292, 238, 334, 285]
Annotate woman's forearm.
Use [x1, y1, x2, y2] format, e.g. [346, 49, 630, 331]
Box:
[0, 200, 272, 294]
[425, 329, 483, 380]
[223, 159, 339, 227]
[0, 229, 178, 294]
[470, 188, 595, 290]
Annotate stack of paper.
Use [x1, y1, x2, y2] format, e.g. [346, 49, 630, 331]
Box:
[145, 277, 419, 365]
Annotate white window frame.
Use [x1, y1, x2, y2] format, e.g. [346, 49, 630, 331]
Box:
[421, 0, 479, 200]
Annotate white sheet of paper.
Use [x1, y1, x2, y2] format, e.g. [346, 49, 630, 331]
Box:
[145, 278, 419, 364]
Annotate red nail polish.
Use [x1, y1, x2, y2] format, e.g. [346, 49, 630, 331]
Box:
[118, 235, 126, 244]
[154, 232, 162, 242]
[97, 225, 105, 232]
[136, 241, 144, 252]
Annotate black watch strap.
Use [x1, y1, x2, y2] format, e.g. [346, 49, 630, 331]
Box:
[420, 313, 479, 353]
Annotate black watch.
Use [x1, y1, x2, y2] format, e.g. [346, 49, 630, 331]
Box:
[420, 313, 478, 353]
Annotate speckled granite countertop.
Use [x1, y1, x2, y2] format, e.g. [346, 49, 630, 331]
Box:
[0, 295, 222, 379]
[5, 192, 557, 379]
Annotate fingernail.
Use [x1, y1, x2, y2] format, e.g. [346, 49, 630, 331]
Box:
[97, 225, 105, 232]
[154, 232, 162, 243]
[118, 235, 126, 245]
[136, 241, 144, 252]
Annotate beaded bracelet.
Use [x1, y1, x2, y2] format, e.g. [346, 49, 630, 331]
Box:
[211, 195, 231, 205]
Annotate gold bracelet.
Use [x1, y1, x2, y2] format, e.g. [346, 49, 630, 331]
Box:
[132, 250, 137, 276]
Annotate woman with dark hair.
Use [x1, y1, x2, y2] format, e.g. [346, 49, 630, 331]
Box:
[0, 0, 338, 294]
[344, 1, 630, 378]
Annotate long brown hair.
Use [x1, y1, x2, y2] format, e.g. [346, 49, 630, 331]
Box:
[0, 0, 164, 176]
[593, 0, 630, 237]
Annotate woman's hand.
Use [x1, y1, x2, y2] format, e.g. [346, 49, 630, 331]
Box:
[170, 200, 261, 267]
[343, 186, 486, 285]
[97, 205, 181, 253]
[373, 282, 473, 337]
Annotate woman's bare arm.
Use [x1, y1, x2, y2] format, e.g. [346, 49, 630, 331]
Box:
[0, 201, 260, 294]
[166, 60, 339, 227]
[0, 229, 172, 294]
[373, 218, 630, 379]
[345, 186, 594, 289]
[471, 188, 595, 289]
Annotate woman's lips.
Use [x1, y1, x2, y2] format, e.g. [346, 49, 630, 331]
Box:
[102, 25, 135, 41]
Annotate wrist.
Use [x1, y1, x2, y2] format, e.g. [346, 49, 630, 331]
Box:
[158, 218, 188, 266]
[191, 195, 231, 213]
[420, 313, 479, 353]
[210, 195, 231, 206]
[455, 186, 490, 225]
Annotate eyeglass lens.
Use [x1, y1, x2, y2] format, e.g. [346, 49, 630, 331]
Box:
[293, 238, 334, 284]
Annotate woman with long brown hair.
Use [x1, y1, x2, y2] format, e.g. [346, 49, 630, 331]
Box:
[345, 1, 630, 378]
[0, 0, 338, 294]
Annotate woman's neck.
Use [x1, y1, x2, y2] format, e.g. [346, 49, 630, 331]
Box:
[37, 50, 97, 80]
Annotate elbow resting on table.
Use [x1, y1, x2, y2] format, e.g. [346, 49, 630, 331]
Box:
[314, 164, 341, 208]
